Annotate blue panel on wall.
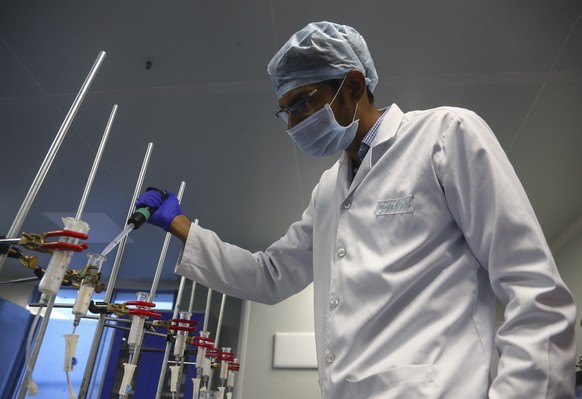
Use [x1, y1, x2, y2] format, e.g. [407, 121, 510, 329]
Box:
[0, 297, 32, 398]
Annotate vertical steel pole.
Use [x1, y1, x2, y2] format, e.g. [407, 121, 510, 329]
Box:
[78, 143, 154, 399]
[208, 293, 227, 391]
[0, 51, 107, 272]
[155, 231, 197, 399]
[119, 182, 186, 399]
[202, 288, 213, 332]
[76, 104, 118, 219]
[188, 281, 197, 313]
[214, 294, 227, 349]
[18, 100, 115, 399]
[154, 275, 187, 399]
[17, 295, 56, 399]
[149, 181, 186, 298]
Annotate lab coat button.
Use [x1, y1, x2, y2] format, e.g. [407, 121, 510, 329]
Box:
[343, 201, 351, 209]
[337, 248, 346, 257]
[325, 352, 335, 363]
[330, 297, 340, 308]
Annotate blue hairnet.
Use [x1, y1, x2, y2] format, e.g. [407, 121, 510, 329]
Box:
[267, 21, 378, 98]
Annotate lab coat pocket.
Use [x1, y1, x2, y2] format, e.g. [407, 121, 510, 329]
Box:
[347, 364, 437, 399]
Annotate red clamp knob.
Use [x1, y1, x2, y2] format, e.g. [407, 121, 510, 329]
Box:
[124, 300, 156, 308]
[124, 300, 161, 319]
[129, 309, 162, 318]
[42, 230, 89, 252]
[42, 242, 89, 252]
[169, 318, 199, 332]
[191, 336, 215, 349]
[228, 362, 241, 371]
[205, 348, 219, 358]
[45, 230, 89, 240]
[217, 351, 235, 362]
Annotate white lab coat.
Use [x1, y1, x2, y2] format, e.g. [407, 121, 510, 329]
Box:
[176, 104, 576, 398]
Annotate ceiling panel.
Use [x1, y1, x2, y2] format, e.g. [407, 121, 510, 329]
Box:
[552, 12, 582, 71]
[271, 0, 582, 76]
[0, 39, 44, 98]
[375, 82, 543, 150]
[0, 0, 276, 93]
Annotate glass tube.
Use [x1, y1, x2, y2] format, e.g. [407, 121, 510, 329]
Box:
[128, 292, 152, 347]
[72, 253, 106, 317]
[173, 311, 192, 358]
[39, 217, 90, 296]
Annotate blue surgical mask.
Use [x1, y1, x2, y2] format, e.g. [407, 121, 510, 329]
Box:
[287, 78, 359, 158]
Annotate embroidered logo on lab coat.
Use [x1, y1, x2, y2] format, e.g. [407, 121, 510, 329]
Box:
[376, 195, 414, 215]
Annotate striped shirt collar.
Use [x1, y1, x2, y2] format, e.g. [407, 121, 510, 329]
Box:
[356, 106, 391, 162]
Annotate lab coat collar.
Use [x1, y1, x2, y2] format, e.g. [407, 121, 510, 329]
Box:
[370, 104, 404, 161]
[339, 103, 404, 166]
[339, 104, 404, 194]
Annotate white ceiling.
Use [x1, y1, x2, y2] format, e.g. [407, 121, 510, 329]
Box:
[1, 0, 581, 289]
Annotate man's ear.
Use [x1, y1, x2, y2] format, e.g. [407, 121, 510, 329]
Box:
[346, 70, 367, 102]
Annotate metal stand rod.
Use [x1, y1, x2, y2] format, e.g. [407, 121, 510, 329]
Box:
[102, 323, 168, 338]
[17, 295, 55, 399]
[208, 293, 227, 391]
[200, 286, 213, 392]
[168, 360, 197, 366]
[155, 217, 198, 399]
[76, 104, 118, 219]
[188, 280, 197, 313]
[0, 50, 107, 272]
[215, 294, 227, 349]
[154, 273, 188, 399]
[0, 238, 21, 246]
[203, 288, 213, 332]
[78, 143, 154, 399]
[104, 142, 153, 306]
[17, 95, 113, 399]
[149, 181, 185, 297]
[0, 277, 38, 285]
[119, 182, 186, 399]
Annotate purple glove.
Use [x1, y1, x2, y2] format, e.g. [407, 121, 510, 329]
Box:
[135, 190, 184, 232]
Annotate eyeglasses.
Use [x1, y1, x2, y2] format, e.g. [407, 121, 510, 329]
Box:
[275, 86, 321, 125]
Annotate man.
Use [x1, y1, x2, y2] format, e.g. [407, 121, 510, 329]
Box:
[137, 21, 576, 398]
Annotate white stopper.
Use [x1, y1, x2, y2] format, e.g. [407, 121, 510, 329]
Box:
[68, 381, 76, 399]
[192, 377, 201, 399]
[63, 334, 80, 371]
[26, 374, 38, 395]
[226, 393, 232, 399]
[218, 386, 226, 399]
[118, 363, 137, 395]
[169, 365, 181, 393]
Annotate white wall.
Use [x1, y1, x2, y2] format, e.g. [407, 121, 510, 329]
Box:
[239, 284, 320, 399]
[554, 229, 582, 360]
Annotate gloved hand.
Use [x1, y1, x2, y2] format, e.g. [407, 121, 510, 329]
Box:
[135, 189, 185, 232]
